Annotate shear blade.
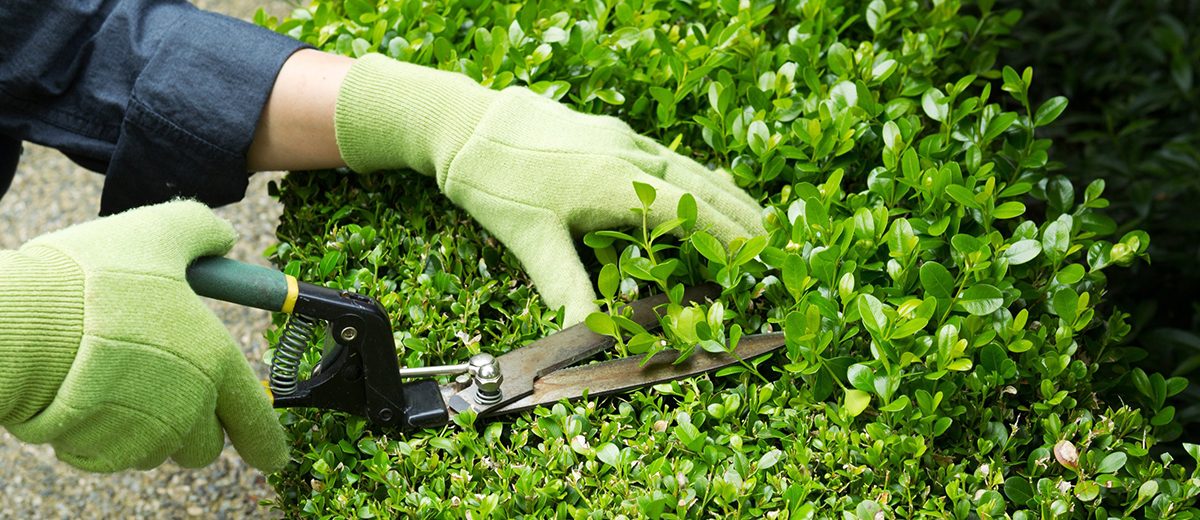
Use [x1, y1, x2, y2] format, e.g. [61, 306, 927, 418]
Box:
[487, 331, 784, 415]
[446, 285, 721, 415]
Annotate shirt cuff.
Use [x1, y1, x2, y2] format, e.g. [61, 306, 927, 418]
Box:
[99, 9, 310, 215]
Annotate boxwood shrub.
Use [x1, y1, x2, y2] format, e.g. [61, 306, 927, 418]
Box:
[257, 0, 1200, 516]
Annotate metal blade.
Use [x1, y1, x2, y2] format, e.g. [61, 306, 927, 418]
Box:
[488, 332, 784, 415]
[445, 284, 721, 415]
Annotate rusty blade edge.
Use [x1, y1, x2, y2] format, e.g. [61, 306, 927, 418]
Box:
[487, 332, 785, 416]
[447, 284, 722, 415]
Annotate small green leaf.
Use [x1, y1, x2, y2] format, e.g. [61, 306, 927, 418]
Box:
[677, 193, 697, 229]
[585, 312, 619, 337]
[1052, 288, 1079, 319]
[827, 42, 853, 76]
[844, 389, 870, 416]
[992, 201, 1026, 219]
[945, 185, 980, 209]
[596, 443, 620, 467]
[598, 264, 619, 300]
[1004, 240, 1042, 265]
[921, 88, 948, 122]
[1043, 214, 1074, 263]
[1096, 452, 1127, 474]
[919, 262, 956, 298]
[690, 231, 726, 264]
[758, 449, 784, 470]
[632, 181, 656, 208]
[782, 253, 808, 301]
[957, 284, 1004, 316]
[594, 88, 626, 105]
[848, 363, 874, 393]
[857, 294, 887, 336]
[1034, 96, 1069, 127]
[1004, 476, 1034, 505]
[1074, 480, 1100, 502]
[731, 235, 767, 266]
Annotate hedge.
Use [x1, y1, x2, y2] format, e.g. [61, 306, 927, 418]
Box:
[256, 0, 1200, 516]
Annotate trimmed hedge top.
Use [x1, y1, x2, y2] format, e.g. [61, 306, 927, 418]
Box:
[258, 0, 1199, 517]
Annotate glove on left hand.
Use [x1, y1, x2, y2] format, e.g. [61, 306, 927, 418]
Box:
[0, 201, 287, 473]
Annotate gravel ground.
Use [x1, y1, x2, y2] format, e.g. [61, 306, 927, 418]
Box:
[0, 0, 301, 517]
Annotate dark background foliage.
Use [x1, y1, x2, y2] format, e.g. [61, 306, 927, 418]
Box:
[1001, 0, 1200, 436]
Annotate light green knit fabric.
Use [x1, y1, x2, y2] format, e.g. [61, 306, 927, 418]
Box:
[335, 54, 765, 325]
[0, 201, 287, 473]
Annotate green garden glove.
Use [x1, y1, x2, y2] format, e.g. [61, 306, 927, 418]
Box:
[335, 54, 765, 325]
[0, 201, 287, 473]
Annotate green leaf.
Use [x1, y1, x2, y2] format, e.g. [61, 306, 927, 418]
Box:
[844, 389, 870, 416]
[1074, 480, 1100, 502]
[731, 235, 768, 266]
[1034, 96, 1069, 127]
[919, 262, 956, 298]
[1003, 240, 1042, 265]
[921, 88, 948, 122]
[1004, 476, 1034, 505]
[984, 112, 1018, 141]
[1052, 288, 1079, 319]
[596, 443, 620, 467]
[992, 201, 1026, 219]
[945, 185, 980, 209]
[585, 312, 619, 336]
[632, 181, 656, 209]
[690, 231, 726, 264]
[879, 394, 909, 412]
[782, 253, 808, 301]
[677, 193, 697, 229]
[827, 42, 852, 76]
[598, 264, 619, 299]
[957, 284, 1004, 316]
[847, 363, 875, 393]
[1096, 452, 1126, 474]
[594, 88, 626, 105]
[1043, 214, 1074, 263]
[857, 294, 887, 336]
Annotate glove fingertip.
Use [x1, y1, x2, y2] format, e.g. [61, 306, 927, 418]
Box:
[241, 423, 290, 473]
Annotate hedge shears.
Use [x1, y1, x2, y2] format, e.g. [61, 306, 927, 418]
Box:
[185, 257, 785, 429]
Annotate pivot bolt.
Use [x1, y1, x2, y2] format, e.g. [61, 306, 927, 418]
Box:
[468, 353, 504, 405]
[339, 326, 358, 341]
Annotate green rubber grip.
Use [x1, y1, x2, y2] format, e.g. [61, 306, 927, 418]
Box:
[186, 257, 293, 313]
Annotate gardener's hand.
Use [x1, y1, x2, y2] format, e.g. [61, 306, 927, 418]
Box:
[0, 201, 287, 473]
[333, 54, 765, 325]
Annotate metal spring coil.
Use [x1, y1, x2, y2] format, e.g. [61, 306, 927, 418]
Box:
[270, 313, 318, 397]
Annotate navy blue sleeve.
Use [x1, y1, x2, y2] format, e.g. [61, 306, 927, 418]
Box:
[0, 0, 310, 215]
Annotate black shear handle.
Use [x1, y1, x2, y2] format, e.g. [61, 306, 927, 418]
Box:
[185, 256, 449, 429]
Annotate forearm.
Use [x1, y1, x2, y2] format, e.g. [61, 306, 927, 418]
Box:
[246, 50, 353, 171]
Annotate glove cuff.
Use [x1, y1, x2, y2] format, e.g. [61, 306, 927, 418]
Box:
[0, 247, 84, 424]
[334, 54, 496, 186]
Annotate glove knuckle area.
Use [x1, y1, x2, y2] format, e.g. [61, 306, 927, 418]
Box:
[26, 201, 235, 267]
[32, 396, 200, 473]
[10, 335, 221, 469]
[446, 144, 641, 214]
[82, 278, 233, 362]
[484, 89, 640, 151]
